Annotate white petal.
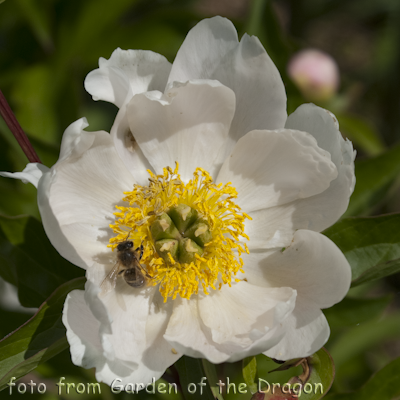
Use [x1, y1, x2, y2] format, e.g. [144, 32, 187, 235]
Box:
[98, 286, 180, 386]
[85, 48, 172, 108]
[38, 120, 136, 269]
[63, 282, 138, 383]
[242, 229, 350, 359]
[59, 118, 95, 161]
[63, 289, 106, 369]
[164, 284, 296, 364]
[245, 106, 356, 248]
[243, 230, 351, 309]
[167, 17, 238, 85]
[264, 300, 330, 360]
[245, 205, 295, 249]
[0, 163, 49, 188]
[110, 104, 153, 187]
[282, 104, 356, 231]
[286, 104, 352, 172]
[168, 17, 287, 161]
[64, 280, 180, 387]
[217, 129, 338, 213]
[198, 282, 296, 345]
[0, 120, 85, 187]
[127, 80, 235, 182]
[164, 296, 234, 363]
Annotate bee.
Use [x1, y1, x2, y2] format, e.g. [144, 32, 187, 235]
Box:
[100, 241, 152, 295]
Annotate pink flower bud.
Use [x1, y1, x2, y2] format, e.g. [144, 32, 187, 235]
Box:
[288, 49, 340, 102]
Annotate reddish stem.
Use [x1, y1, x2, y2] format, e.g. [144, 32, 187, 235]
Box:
[0, 89, 42, 163]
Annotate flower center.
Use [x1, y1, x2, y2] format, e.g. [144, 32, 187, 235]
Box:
[109, 163, 250, 302]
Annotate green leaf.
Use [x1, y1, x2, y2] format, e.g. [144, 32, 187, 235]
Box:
[352, 257, 400, 286]
[0, 214, 84, 307]
[325, 357, 400, 400]
[323, 296, 392, 328]
[244, 0, 292, 71]
[11, 65, 58, 145]
[336, 113, 385, 157]
[0, 308, 35, 340]
[268, 358, 304, 373]
[15, 0, 53, 51]
[175, 356, 216, 400]
[0, 118, 40, 218]
[245, 0, 268, 37]
[242, 356, 258, 394]
[299, 348, 335, 400]
[329, 314, 400, 369]
[57, 0, 139, 64]
[256, 354, 303, 389]
[202, 359, 224, 400]
[257, 349, 334, 400]
[0, 277, 85, 392]
[323, 214, 400, 284]
[344, 143, 400, 217]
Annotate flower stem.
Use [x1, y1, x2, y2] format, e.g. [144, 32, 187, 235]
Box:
[0, 89, 42, 163]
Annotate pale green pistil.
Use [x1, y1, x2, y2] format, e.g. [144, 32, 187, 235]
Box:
[150, 204, 212, 264]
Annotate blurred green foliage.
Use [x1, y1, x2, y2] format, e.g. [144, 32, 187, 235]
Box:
[1, 0, 400, 399]
[0, 278, 85, 392]
[0, 215, 84, 307]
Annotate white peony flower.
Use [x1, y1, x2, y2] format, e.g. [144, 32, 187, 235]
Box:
[1, 17, 355, 387]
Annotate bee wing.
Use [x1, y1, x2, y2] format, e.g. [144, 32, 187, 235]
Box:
[100, 262, 122, 295]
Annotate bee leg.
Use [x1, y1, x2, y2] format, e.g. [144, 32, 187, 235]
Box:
[145, 272, 154, 280]
[135, 244, 144, 260]
[135, 244, 152, 279]
[136, 262, 153, 280]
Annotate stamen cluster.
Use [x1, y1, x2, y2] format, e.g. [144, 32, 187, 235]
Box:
[109, 163, 250, 301]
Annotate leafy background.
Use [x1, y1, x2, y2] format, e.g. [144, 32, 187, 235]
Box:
[1, 0, 400, 399]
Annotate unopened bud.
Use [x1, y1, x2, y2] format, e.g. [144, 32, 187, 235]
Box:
[288, 49, 339, 102]
[251, 389, 298, 399]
